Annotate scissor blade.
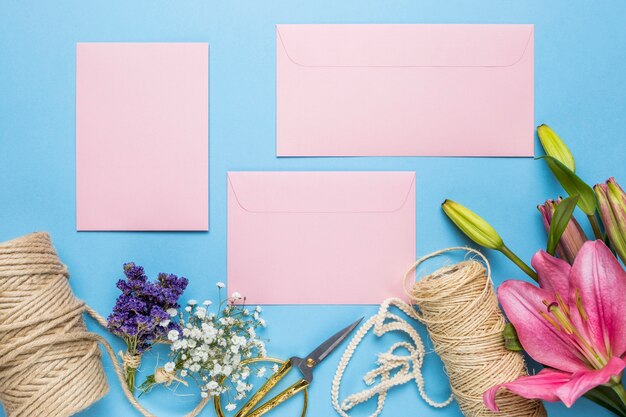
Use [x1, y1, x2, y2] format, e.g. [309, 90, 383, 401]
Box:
[306, 317, 363, 366]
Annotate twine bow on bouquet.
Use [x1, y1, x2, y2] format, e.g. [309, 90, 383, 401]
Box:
[443, 124, 626, 416]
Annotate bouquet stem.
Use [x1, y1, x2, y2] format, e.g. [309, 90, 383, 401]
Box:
[126, 367, 137, 394]
[121, 348, 141, 395]
[589, 214, 603, 240]
[612, 383, 626, 412]
[585, 382, 626, 417]
[499, 245, 538, 282]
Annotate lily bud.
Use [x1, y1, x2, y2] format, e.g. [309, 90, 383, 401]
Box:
[537, 124, 576, 172]
[442, 199, 503, 250]
[538, 198, 587, 264]
[595, 178, 626, 264]
[443, 199, 538, 281]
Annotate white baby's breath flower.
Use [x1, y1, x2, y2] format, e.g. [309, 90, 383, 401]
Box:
[157, 287, 267, 406]
[195, 307, 207, 319]
[271, 364, 279, 373]
[200, 391, 208, 398]
[164, 362, 175, 372]
[159, 319, 170, 327]
[167, 308, 178, 317]
[225, 403, 236, 412]
[236, 380, 247, 393]
[255, 306, 262, 313]
[212, 364, 222, 375]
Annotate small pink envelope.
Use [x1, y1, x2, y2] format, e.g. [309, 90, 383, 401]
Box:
[76, 43, 209, 231]
[227, 172, 416, 304]
[276, 24, 534, 157]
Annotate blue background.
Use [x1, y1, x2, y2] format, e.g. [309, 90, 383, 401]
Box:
[1, 1, 625, 416]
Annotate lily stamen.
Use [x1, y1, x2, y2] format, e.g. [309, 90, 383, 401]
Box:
[555, 292, 570, 316]
[575, 288, 588, 321]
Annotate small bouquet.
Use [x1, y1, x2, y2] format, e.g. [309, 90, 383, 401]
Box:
[442, 125, 626, 415]
[140, 283, 267, 412]
[107, 263, 188, 394]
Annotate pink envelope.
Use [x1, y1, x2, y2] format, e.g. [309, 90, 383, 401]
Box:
[76, 43, 209, 231]
[276, 24, 534, 157]
[227, 172, 416, 304]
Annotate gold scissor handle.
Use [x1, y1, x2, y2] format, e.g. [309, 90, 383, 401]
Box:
[234, 360, 293, 417]
[246, 379, 310, 417]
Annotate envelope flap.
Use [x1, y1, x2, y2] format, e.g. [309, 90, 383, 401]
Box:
[277, 24, 533, 68]
[229, 172, 415, 213]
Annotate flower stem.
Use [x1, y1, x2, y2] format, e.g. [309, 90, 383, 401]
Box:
[127, 367, 137, 395]
[611, 382, 626, 411]
[589, 214, 603, 240]
[499, 245, 538, 282]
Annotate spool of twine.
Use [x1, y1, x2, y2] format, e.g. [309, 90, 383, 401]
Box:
[405, 248, 547, 417]
[0, 232, 209, 417]
[0, 232, 108, 417]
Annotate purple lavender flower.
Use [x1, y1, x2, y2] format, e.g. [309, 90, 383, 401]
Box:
[106, 262, 188, 393]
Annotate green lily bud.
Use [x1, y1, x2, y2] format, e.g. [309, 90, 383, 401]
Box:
[442, 200, 538, 281]
[595, 178, 626, 264]
[442, 199, 503, 250]
[537, 124, 576, 172]
[503, 323, 523, 352]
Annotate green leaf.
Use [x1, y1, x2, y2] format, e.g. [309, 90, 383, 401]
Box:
[547, 195, 579, 256]
[503, 323, 523, 351]
[585, 386, 626, 417]
[539, 156, 597, 215]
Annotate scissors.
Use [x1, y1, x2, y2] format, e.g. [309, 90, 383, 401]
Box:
[215, 317, 363, 417]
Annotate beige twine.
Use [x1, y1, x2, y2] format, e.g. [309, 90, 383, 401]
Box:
[0, 232, 209, 417]
[120, 351, 141, 374]
[405, 247, 547, 417]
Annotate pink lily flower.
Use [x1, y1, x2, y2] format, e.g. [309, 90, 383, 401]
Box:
[484, 240, 626, 410]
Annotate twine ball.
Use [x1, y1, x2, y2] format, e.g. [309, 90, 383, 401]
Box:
[409, 252, 547, 417]
[0, 232, 108, 417]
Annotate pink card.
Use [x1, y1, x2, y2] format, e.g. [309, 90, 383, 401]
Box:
[227, 171, 416, 304]
[76, 43, 209, 231]
[277, 24, 534, 156]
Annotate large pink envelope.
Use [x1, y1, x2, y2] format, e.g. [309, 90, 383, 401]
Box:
[227, 172, 416, 304]
[276, 24, 534, 157]
[76, 43, 209, 231]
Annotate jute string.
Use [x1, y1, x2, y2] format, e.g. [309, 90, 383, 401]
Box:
[406, 247, 546, 417]
[332, 247, 547, 417]
[0, 232, 209, 417]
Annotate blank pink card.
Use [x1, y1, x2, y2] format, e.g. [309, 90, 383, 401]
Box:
[76, 43, 209, 231]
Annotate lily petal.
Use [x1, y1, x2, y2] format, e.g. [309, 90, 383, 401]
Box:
[483, 368, 571, 411]
[555, 356, 626, 407]
[569, 240, 626, 359]
[499, 280, 585, 373]
[532, 250, 571, 297]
